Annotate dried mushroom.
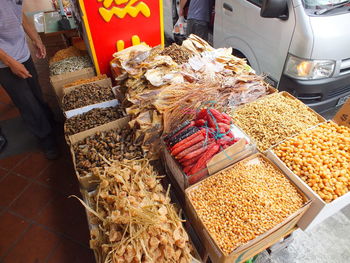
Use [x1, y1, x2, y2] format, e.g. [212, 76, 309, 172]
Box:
[62, 83, 115, 111]
[73, 128, 143, 176]
[65, 107, 125, 135]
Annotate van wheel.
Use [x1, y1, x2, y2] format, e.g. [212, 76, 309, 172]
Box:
[232, 49, 251, 66]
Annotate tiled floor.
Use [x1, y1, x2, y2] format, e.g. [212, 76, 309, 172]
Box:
[0, 35, 95, 263]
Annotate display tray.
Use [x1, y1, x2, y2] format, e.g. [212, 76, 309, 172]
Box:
[50, 67, 95, 104]
[267, 121, 350, 230]
[231, 91, 326, 153]
[184, 153, 311, 263]
[162, 123, 256, 191]
[68, 116, 130, 190]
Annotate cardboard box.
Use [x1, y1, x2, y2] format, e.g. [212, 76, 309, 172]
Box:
[266, 99, 350, 230]
[333, 97, 350, 128]
[232, 91, 326, 153]
[266, 148, 350, 230]
[50, 67, 95, 104]
[185, 154, 311, 263]
[68, 117, 130, 190]
[162, 124, 256, 191]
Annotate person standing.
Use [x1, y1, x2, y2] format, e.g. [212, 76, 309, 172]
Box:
[179, 0, 212, 41]
[0, 0, 59, 159]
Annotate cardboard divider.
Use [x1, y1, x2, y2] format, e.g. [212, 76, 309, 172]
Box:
[68, 117, 130, 190]
[162, 123, 256, 191]
[50, 67, 95, 104]
[184, 153, 311, 263]
[64, 99, 119, 119]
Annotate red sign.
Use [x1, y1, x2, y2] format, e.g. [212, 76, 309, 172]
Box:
[79, 0, 164, 75]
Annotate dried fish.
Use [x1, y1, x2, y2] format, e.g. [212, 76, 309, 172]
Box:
[49, 55, 92, 76]
[78, 159, 192, 263]
[160, 43, 194, 64]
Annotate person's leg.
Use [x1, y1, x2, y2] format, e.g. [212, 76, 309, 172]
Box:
[186, 19, 195, 37]
[0, 58, 58, 159]
[23, 58, 56, 124]
[190, 19, 209, 41]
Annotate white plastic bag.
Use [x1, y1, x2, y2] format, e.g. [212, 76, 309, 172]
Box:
[173, 16, 186, 35]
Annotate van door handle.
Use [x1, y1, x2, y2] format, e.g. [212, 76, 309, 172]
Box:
[223, 3, 233, 12]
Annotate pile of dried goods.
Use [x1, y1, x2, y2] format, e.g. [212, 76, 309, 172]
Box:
[187, 156, 304, 254]
[50, 56, 92, 75]
[62, 83, 115, 111]
[230, 93, 321, 151]
[63, 74, 108, 88]
[73, 128, 143, 176]
[64, 107, 125, 135]
[49, 46, 86, 64]
[274, 122, 350, 203]
[165, 108, 240, 185]
[81, 159, 192, 262]
[160, 43, 193, 64]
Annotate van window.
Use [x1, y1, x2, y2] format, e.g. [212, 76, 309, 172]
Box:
[248, 0, 263, 7]
[304, 0, 346, 8]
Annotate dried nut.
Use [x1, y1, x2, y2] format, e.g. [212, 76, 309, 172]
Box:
[230, 93, 321, 151]
[188, 156, 304, 254]
[274, 122, 350, 203]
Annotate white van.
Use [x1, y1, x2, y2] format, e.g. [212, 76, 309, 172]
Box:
[163, 0, 350, 112]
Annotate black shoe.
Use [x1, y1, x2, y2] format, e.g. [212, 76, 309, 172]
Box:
[44, 148, 60, 160]
[0, 133, 7, 153]
[39, 134, 60, 160]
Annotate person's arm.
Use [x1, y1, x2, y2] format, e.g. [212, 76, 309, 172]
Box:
[0, 48, 32, 78]
[22, 12, 46, 59]
[179, 0, 188, 16]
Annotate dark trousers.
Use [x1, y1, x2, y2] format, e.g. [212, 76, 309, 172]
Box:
[0, 57, 53, 140]
[187, 19, 209, 41]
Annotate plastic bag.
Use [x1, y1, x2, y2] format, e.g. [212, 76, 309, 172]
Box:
[173, 16, 186, 35]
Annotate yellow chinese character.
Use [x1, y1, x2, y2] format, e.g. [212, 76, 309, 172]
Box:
[98, 0, 151, 22]
[116, 35, 144, 51]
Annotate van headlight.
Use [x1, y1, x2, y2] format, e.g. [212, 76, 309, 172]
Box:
[284, 55, 335, 80]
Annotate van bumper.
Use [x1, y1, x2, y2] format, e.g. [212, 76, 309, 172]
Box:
[278, 73, 350, 113]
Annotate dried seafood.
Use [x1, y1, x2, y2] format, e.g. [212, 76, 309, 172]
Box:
[111, 36, 271, 158]
[73, 129, 143, 177]
[49, 46, 86, 64]
[160, 43, 193, 64]
[79, 159, 192, 263]
[64, 74, 108, 88]
[62, 83, 115, 111]
[64, 107, 125, 135]
[50, 56, 92, 76]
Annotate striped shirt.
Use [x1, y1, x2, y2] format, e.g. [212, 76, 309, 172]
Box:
[0, 0, 30, 68]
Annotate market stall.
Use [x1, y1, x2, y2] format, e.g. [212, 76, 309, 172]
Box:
[46, 6, 350, 261]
